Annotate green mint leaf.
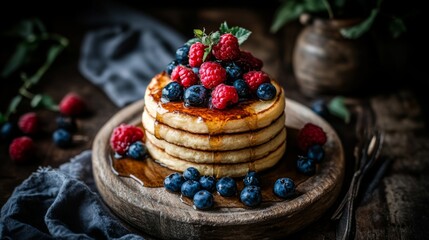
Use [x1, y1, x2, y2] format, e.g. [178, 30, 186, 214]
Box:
[210, 31, 220, 45]
[328, 96, 351, 123]
[229, 27, 252, 45]
[194, 29, 204, 38]
[6, 95, 22, 118]
[186, 37, 200, 46]
[203, 47, 212, 61]
[340, 9, 378, 39]
[31, 94, 43, 108]
[41, 94, 59, 111]
[219, 21, 229, 34]
[1, 41, 29, 78]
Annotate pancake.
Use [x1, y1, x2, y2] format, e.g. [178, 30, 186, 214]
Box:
[143, 109, 285, 151]
[143, 72, 285, 134]
[146, 138, 286, 178]
[145, 127, 286, 164]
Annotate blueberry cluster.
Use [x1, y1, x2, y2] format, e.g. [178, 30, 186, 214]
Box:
[296, 144, 325, 175]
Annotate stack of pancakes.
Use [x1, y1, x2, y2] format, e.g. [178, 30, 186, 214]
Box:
[142, 72, 286, 178]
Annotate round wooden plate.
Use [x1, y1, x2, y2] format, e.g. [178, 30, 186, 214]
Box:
[92, 98, 345, 240]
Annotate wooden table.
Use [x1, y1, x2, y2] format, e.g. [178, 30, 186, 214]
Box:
[1, 3, 428, 239]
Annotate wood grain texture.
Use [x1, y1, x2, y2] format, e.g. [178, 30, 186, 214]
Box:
[92, 98, 345, 239]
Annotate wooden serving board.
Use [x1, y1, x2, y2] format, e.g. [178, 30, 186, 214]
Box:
[92, 98, 345, 240]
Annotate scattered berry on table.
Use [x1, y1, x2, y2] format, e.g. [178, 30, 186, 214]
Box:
[171, 65, 198, 88]
[273, 177, 296, 199]
[181, 180, 202, 198]
[164, 172, 185, 192]
[189, 42, 207, 67]
[296, 156, 315, 175]
[211, 84, 239, 110]
[183, 167, 200, 181]
[236, 50, 263, 72]
[243, 70, 270, 92]
[18, 112, 39, 135]
[216, 177, 237, 197]
[52, 129, 72, 148]
[212, 33, 240, 61]
[307, 144, 325, 163]
[59, 92, 87, 117]
[161, 82, 184, 103]
[233, 79, 250, 99]
[199, 61, 227, 89]
[1, 122, 19, 142]
[166, 60, 179, 75]
[243, 171, 261, 187]
[126, 141, 147, 159]
[224, 62, 242, 81]
[175, 45, 190, 64]
[256, 82, 276, 100]
[56, 115, 77, 132]
[193, 190, 214, 210]
[297, 123, 327, 151]
[9, 136, 35, 163]
[311, 99, 329, 118]
[199, 175, 216, 192]
[184, 85, 209, 107]
[240, 185, 262, 207]
[110, 124, 144, 155]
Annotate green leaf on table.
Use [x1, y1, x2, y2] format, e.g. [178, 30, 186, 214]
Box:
[328, 96, 351, 123]
[6, 95, 23, 118]
[340, 9, 379, 39]
[389, 17, 406, 38]
[30, 94, 43, 108]
[30, 94, 58, 111]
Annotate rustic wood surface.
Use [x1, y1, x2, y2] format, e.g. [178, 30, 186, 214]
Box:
[1, 2, 428, 240]
[92, 98, 345, 240]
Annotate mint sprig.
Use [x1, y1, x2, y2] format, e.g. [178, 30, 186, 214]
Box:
[185, 22, 252, 61]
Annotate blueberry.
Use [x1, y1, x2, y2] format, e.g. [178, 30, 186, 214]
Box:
[175, 45, 190, 64]
[192, 67, 199, 76]
[183, 167, 200, 181]
[199, 175, 216, 192]
[56, 115, 77, 132]
[167, 60, 179, 75]
[1, 122, 18, 141]
[296, 156, 315, 175]
[193, 190, 214, 210]
[256, 83, 276, 100]
[52, 129, 72, 147]
[233, 79, 250, 99]
[216, 177, 237, 197]
[126, 141, 147, 159]
[243, 171, 260, 187]
[224, 62, 242, 81]
[164, 172, 185, 192]
[184, 85, 209, 107]
[181, 180, 201, 198]
[273, 177, 296, 199]
[307, 144, 325, 163]
[161, 82, 184, 103]
[311, 99, 329, 117]
[240, 185, 262, 207]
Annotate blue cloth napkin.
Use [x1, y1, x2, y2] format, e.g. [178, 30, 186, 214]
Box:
[0, 151, 145, 240]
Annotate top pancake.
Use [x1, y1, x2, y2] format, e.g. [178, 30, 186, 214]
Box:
[144, 72, 285, 134]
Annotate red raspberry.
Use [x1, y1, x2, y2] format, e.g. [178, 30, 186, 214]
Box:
[236, 50, 263, 72]
[199, 62, 226, 89]
[188, 42, 207, 67]
[110, 124, 144, 155]
[212, 33, 240, 61]
[18, 112, 39, 134]
[171, 65, 198, 88]
[211, 84, 239, 110]
[243, 70, 270, 92]
[59, 92, 87, 116]
[9, 136, 35, 163]
[297, 123, 327, 151]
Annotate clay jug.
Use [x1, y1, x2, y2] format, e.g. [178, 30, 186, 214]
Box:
[293, 15, 372, 96]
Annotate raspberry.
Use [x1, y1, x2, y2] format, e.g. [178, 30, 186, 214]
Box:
[9, 136, 35, 163]
[212, 33, 240, 61]
[297, 123, 327, 151]
[110, 124, 144, 155]
[243, 70, 270, 92]
[188, 42, 207, 67]
[18, 112, 39, 134]
[199, 62, 226, 89]
[59, 92, 87, 116]
[236, 50, 263, 72]
[211, 84, 239, 110]
[171, 65, 198, 88]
